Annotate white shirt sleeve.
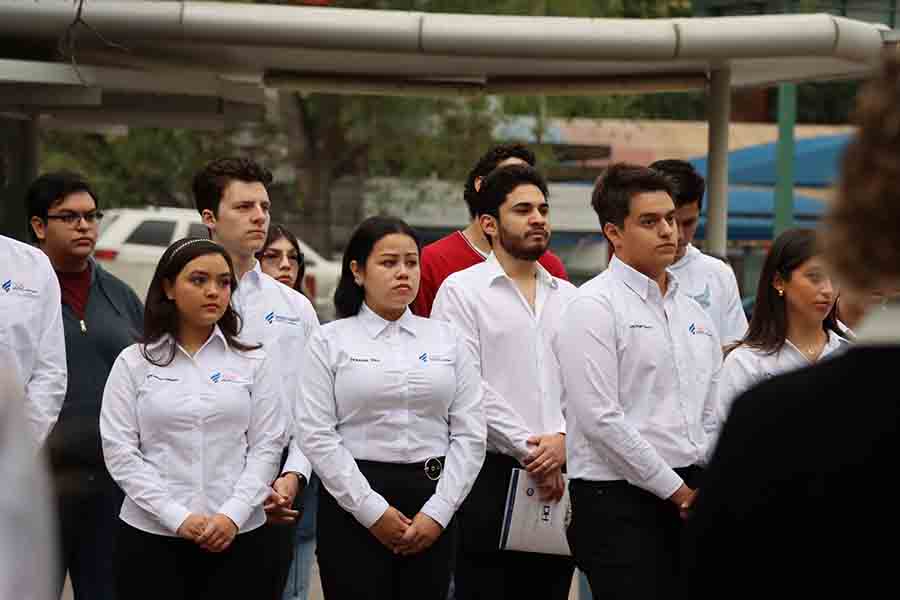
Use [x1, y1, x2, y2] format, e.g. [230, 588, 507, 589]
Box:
[420, 327, 487, 528]
[716, 348, 760, 426]
[296, 331, 390, 529]
[26, 264, 67, 447]
[701, 333, 724, 465]
[719, 265, 749, 345]
[100, 353, 192, 534]
[432, 280, 533, 461]
[557, 296, 683, 500]
[282, 304, 320, 480]
[217, 353, 284, 529]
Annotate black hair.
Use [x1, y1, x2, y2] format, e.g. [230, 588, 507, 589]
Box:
[735, 228, 843, 356]
[463, 143, 536, 219]
[257, 223, 306, 294]
[649, 159, 706, 211]
[192, 157, 273, 218]
[591, 163, 675, 241]
[24, 171, 97, 242]
[474, 164, 549, 219]
[334, 216, 421, 319]
[141, 237, 259, 367]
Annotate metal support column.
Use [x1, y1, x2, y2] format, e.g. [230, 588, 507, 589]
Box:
[706, 67, 731, 258]
[773, 83, 797, 237]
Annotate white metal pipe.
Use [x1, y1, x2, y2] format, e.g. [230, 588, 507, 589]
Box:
[706, 67, 731, 258]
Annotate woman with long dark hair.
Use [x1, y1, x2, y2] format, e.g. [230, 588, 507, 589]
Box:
[100, 237, 284, 600]
[717, 228, 848, 422]
[296, 216, 486, 600]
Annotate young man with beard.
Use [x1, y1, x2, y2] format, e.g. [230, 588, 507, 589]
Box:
[649, 160, 747, 344]
[25, 171, 144, 600]
[432, 164, 576, 600]
[555, 164, 722, 599]
[194, 158, 319, 598]
[412, 144, 568, 317]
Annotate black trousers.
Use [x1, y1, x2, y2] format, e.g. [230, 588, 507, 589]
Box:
[567, 466, 703, 600]
[53, 468, 123, 600]
[316, 459, 458, 600]
[114, 521, 268, 600]
[454, 453, 574, 600]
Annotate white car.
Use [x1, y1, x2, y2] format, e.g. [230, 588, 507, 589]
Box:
[94, 207, 340, 322]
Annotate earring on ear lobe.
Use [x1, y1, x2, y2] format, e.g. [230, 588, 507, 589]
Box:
[777, 289, 784, 297]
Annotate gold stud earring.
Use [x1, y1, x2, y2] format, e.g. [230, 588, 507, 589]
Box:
[777, 289, 784, 297]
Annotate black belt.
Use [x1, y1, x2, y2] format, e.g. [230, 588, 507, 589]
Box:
[356, 456, 446, 481]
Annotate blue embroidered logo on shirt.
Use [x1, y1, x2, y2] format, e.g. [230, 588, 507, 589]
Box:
[419, 352, 428, 363]
[265, 310, 301, 326]
[689, 323, 714, 337]
[1, 278, 38, 296]
[210, 371, 222, 383]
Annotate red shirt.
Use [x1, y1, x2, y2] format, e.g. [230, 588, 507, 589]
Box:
[56, 263, 92, 320]
[412, 230, 569, 317]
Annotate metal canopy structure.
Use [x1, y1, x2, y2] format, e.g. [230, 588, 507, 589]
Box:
[0, 0, 890, 250]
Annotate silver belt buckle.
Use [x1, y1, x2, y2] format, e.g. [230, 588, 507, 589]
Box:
[424, 457, 443, 481]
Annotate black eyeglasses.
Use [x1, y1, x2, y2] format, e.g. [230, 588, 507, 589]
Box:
[45, 211, 104, 227]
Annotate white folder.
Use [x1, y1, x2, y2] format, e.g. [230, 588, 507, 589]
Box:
[498, 468, 572, 556]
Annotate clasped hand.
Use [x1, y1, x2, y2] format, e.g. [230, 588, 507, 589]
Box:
[176, 513, 238, 552]
[368, 508, 443, 556]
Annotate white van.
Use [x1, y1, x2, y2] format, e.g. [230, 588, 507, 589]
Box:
[94, 207, 339, 322]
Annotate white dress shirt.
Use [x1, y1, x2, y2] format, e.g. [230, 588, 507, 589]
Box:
[718, 330, 850, 423]
[555, 255, 723, 500]
[297, 304, 486, 529]
[100, 327, 284, 536]
[431, 253, 576, 461]
[0, 235, 67, 447]
[232, 261, 319, 479]
[669, 244, 748, 345]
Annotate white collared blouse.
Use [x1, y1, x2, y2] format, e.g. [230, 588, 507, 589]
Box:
[555, 255, 723, 500]
[432, 253, 576, 461]
[100, 327, 284, 536]
[296, 304, 486, 529]
[0, 235, 67, 448]
[231, 261, 319, 478]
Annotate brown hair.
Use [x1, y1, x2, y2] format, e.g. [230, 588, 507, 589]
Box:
[826, 55, 900, 290]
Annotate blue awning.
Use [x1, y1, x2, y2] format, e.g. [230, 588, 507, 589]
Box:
[689, 134, 850, 187]
[695, 185, 824, 241]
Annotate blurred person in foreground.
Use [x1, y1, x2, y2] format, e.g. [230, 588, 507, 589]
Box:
[27, 171, 144, 600]
[257, 224, 318, 600]
[683, 56, 900, 598]
[0, 348, 57, 600]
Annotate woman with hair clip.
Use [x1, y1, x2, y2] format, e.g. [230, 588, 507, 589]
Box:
[257, 224, 318, 600]
[717, 227, 849, 424]
[296, 216, 486, 600]
[100, 237, 284, 600]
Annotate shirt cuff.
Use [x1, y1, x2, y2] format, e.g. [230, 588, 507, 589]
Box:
[420, 494, 454, 529]
[646, 466, 684, 501]
[160, 501, 192, 535]
[282, 441, 313, 480]
[355, 491, 390, 529]
[219, 497, 254, 531]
